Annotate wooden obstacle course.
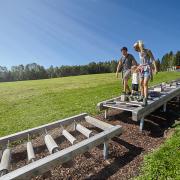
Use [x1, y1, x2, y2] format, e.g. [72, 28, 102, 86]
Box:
[0, 113, 122, 180]
[97, 80, 180, 131]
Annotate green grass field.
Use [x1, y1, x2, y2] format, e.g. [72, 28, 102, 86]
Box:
[136, 123, 180, 180]
[0, 72, 179, 137]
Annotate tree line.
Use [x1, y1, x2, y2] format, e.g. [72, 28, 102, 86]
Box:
[0, 51, 179, 82]
[0, 61, 118, 82]
[161, 51, 180, 71]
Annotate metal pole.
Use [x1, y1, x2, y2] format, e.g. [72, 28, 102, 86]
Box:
[177, 96, 180, 102]
[140, 117, 144, 132]
[163, 103, 167, 112]
[103, 141, 109, 160]
[105, 109, 107, 119]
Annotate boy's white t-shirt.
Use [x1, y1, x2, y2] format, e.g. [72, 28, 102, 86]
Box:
[132, 72, 139, 84]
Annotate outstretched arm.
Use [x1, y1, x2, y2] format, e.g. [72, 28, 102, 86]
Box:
[116, 59, 122, 78]
[148, 50, 158, 74]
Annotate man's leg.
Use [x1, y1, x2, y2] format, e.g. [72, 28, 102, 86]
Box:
[124, 78, 130, 94]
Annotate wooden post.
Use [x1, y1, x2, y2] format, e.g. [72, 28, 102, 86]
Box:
[163, 103, 167, 112]
[103, 141, 109, 160]
[139, 117, 144, 132]
[105, 109, 108, 119]
[177, 96, 180, 102]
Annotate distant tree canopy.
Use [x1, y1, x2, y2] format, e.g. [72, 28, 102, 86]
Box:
[161, 51, 180, 71]
[0, 51, 179, 82]
[0, 60, 118, 82]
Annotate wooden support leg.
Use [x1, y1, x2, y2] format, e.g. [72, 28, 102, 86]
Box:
[177, 96, 180, 102]
[163, 103, 167, 112]
[73, 122, 76, 131]
[103, 141, 109, 160]
[140, 117, 144, 132]
[105, 109, 108, 119]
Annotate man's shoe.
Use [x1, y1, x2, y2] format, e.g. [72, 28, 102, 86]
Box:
[127, 92, 131, 96]
[138, 96, 144, 102]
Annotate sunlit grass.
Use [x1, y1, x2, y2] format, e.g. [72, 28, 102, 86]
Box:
[0, 72, 179, 136]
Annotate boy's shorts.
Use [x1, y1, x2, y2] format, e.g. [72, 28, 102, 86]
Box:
[132, 84, 139, 91]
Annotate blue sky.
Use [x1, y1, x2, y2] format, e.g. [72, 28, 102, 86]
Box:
[0, 0, 180, 68]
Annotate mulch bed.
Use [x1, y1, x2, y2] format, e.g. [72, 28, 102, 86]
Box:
[7, 99, 180, 179]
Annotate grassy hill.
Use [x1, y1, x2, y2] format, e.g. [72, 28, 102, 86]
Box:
[0, 72, 179, 136]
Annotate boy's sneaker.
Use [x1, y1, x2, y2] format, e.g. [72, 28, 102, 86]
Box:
[128, 95, 134, 101]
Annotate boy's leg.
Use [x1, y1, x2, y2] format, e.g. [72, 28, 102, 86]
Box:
[135, 84, 139, 95]
[131, 89, 134, 94]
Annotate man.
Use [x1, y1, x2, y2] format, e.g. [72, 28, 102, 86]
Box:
[116, 47, 137, 95]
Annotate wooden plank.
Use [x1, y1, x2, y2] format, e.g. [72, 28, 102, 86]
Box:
[75, 124, 92, 138]
[106, 101, 142, 107]
[97, 96, 121, 111]
[0, 125, 122, 180]
[85, 116, 114, 130]
[62, 130, 76, 145]
[0, 113, 87, 146]
[103, 104, 136, 112]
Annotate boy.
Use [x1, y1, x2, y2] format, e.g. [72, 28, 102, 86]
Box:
[131, 65, 139, 96]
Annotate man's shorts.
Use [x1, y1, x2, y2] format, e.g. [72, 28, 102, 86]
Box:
[123, 70, 131, 80]
[132, 84, 139, 91]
